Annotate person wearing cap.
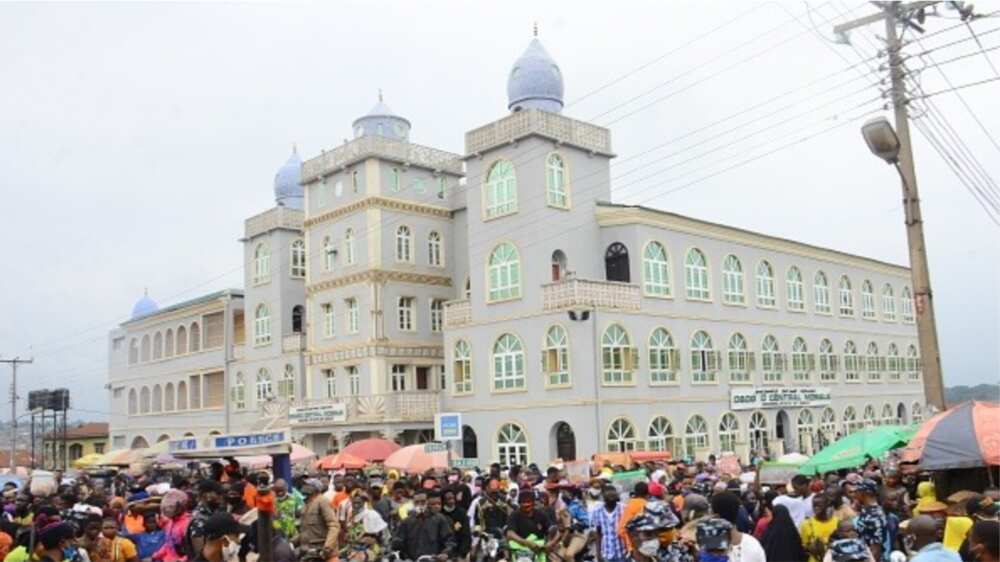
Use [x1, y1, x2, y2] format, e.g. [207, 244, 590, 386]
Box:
[696, 518, 732, 562]
[299, 481, 340, 561]
[623, 501, 689, 562]
[188, 512, 248, 562]
[710, 492, 766, 562]
[185, 480, 225, 560]
[854, 479, 888, 562]
[826, 539, 875, 562]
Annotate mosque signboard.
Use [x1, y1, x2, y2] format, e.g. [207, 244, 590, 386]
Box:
[289, 403, 347, 425]
[730, 387, 832, 411]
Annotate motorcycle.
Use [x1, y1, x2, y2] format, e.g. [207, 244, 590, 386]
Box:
[473, 529, 508, 562]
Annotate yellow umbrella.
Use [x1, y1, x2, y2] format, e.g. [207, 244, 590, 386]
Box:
[72, 453, 104, 468]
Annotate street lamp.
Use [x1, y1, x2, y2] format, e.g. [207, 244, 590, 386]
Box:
[861, 117, 901, 164]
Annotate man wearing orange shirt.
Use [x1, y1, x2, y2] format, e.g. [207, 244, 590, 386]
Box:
[616, 482, 649, 552]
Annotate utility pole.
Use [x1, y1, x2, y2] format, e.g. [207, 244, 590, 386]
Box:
[0, 357, 33, 469]
[834, 1, 946, 411]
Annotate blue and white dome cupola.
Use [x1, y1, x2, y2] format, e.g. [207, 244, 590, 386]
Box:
[352, 91, 412, 141]
[507, 26, 564, 113]
[131, 289, 158, 319]
[273, 145, 303, 209]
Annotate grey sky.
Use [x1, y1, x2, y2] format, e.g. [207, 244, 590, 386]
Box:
[1, 1, 997, 419]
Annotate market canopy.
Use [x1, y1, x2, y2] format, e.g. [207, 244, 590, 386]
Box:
[901, 401, 1000, 470]
[315, 451, 367, 470]
[72, 453, 104, 469]
[340, 438, 401, 462]
[384, 444, 447, 474]
[799, 424, 915, 475]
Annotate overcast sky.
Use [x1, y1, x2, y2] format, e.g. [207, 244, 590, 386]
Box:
[1, 1, 997, 419]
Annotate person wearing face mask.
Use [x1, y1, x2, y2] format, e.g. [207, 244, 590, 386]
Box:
[272, 479, 302, 545]
[507, 490, 554, 558]
[392, 491, 455, 562]
[855, 479, 888, 562]
[299, 482, 340, 562]
[966, 520, 998, 562]
[442, 489, 471, 560]
[342, 494, 386, 562]
[904, 515, 960, 562]
[625, 501, 689, 562]
[189, 512, 248, 562]
[474, 480, 512, 539]
[223, 483, 250, 519]
[185, 480, 226, 560]
[586, 479, 606, 513]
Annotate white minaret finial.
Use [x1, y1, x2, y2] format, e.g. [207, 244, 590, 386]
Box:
[533, 22, 538, 37]
[378, 88, 383, 102]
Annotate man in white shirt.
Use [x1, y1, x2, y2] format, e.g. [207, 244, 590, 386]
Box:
[774, 474, 815, 528]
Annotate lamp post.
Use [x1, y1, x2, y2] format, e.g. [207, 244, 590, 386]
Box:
[860, 116, 945, 411]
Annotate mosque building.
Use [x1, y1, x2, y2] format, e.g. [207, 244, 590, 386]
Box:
[108, 34, 927, 463]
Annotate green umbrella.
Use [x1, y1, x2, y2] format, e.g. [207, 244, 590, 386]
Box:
[799, 424, 916, 475]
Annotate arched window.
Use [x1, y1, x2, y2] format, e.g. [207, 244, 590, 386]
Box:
[152, 385, 162, 413]
[843, 406, 859, 434]
[690, 330, 718, 383]
[427, 231, 443, 266]
[819, 408, 837, 447]
[545, 153, 568, 208]
[839, 276, 854, 316]
[390, 167, 400, 191]
[797, 410, 815, 454]
[128, 389, 137, 415]
[176, 325, 188, 354]
[844, 341, 860, 382]
[887, 343, 901, 381]
[814, 271, 831, 314]
[605, 243, 630, 283]
[602, 325, 635, 384]
[346, 298, 359, 334]
[253, 243, 271, 284]
[866, 341, 881, 381]
[344, 229, 356, 265]
[607, 418, 639, 452]
[727, 333, 751, 383]
[231, 374, 246, 410]
[543, 325, 570, 387]
[749, 411, 769, 454]
[485, 160, 517, 218]
[352, 170, 359, 193]
[755, 261, 776, 307]
[177, 381, 188, 410]
[912, 402, 924, 423]
[901, 287, 915, 323]
[719, 413, 739, 453]
[649, 328, 677, 384]
[647, 417, 675, 453]
[882, 284, 896, 321]
[488, 243, 521, 301]
[254, 304, 271, 345]
[139, 387, 150, 414]
[492, 334, 525, 391]
[551, 250, 567, 282]
[323, 236, 335, 272]
[278, 364, 295, 399]
[189, 322, 201, 352]
[153, 332, 163, 360]
[496, 423, 528, 466]
[906, 345, 920, 381]
[881, 403, 895, 425]
[684, 415, 709, 458]
[256, 369, 272, 402]
[863, 404, 877, 428]
[395, 226, 412, 262]
[786, 266, 805, 311]
[452, 340, 472, 394]
[430, 299, 444, 332]
[642, 242, 671, 296]
[761, 335, 783, 383]
[292, 305, 304, 334]
[722, 255, 745, 305]
[685, 249, 710, 300]
[128, 339, 138, 365]
[397, 297, 414, 331]
[140, 335, 151, 362]
[861, 280, 876, 319]
[164, 382, 175, 411]
[290, 239, 306, 278]
[819, 339, 837, 382]
[791, 337, 811, 382]
[164, 329, 174, 357]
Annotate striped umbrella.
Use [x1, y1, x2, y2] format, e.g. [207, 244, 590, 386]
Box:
[900, 401, 1000, 470]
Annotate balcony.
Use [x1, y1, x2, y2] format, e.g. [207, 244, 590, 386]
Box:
[296, 391, 441, 426]
[443, 299, 471, 328]
[282, 334, 306, 353]
[542, 277, 641, 312]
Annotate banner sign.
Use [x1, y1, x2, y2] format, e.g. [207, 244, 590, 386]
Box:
[451, 458, 478, 468]
[435, 413, 462, 441]
[289, 403, 347, 425]
[213, 430, 288, 450]
[169, 438, 198, 453]
[424, 442, 449, 453]
[730, 387, 831, 410]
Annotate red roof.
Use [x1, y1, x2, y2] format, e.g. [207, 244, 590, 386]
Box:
[44, 422, 109, 440]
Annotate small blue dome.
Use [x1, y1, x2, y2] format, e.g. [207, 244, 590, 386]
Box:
[131, 291, 158, 319]
[507, 37, 564, 113]
[274, 147, 303, 209]
[352, 93, 411, 141]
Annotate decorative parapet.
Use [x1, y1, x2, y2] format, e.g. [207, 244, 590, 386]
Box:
[443, 299, 471, 328]
[301, 136, 463, 183]
[244, 206, 304, 239]
[542, 277, 640, 311]
[308, 343, 443, 365]
[282, 334, 306, 353]
[465, 109, 614, 157]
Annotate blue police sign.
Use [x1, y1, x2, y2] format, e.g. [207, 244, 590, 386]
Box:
[213, 431, 287, 449]
[435, 413, 462, 441]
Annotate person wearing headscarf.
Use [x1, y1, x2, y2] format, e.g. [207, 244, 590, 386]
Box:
[762, 504, 808, 562]
[151, 489, 191, 562]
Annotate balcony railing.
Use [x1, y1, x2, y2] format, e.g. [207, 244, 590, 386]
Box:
[297, 391, 441, 425]
[282, 334, 306, 353]
[542, 277, 641, 311]
[465, 109, 613, 156]
[443, 299, 471, 328]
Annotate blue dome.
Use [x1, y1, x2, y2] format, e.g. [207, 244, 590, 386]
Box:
[352, 93, 411, 141]
[131, 291, 158, 319]
[507, 37, 564, 113]
[274, 147, 303, 209]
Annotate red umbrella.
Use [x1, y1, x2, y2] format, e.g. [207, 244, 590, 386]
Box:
[384, 444, 448, 474]
[341, 438, 402, 462]
[315, 451, 367, 470]
[900, 401, 1000, 470]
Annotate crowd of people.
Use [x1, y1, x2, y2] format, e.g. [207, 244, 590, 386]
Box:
[0, 456, 996, 562]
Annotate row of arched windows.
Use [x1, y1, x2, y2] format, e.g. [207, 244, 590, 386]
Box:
[127, 381, 189, 415]
[395, 226, 444, 266]
[128, 322, 201, 365]
[483, 154, 569, 220]
[450, 327, 921, 394]
[323, 229, 356, 271]
[230, 365, 297, 409]
[252, 239, 306, 285]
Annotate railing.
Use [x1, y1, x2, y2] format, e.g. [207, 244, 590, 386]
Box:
[465, 109, 613, 156]
[282, 334, 306, 353]
[299, 391, 441, 425]
[542, 277, 641, 311]
[301, 135, 463, 181]
[245, 206, 304, 239]
[443, 299, 471, 328]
